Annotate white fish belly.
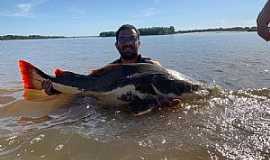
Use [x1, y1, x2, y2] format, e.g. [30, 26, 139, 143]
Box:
[88, 85, 148, 107]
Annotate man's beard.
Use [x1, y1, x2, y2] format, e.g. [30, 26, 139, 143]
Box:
[120, 51, 138, 60]
[119, 45, 138, 60]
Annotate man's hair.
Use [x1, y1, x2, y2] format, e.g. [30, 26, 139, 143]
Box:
[115, 24, 140, 41]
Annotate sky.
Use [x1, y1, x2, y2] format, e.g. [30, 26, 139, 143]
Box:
[0, 0, 268, 36]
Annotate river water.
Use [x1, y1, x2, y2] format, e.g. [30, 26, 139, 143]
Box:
[0, 32, 269, 160]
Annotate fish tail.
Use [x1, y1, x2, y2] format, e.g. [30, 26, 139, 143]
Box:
[18, 60, 49, 90]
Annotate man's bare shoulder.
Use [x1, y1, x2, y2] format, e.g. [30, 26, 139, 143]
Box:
[149, 60, 161, 66]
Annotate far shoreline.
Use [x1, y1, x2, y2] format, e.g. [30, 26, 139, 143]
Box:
[0, 26, 258, 41]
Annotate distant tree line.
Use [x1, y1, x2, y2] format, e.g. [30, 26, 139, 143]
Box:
[139, 26, 175, 35]
[0, 26, 262, 40]
[99, 26, 175, 37]
[0, 35, 65, 40]
[176, 26, 258, 33]
[99, 31, 115, 37]
[99, 26, 260, 37]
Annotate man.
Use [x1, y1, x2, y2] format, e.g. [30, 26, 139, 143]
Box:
[257, 0, 270, 41]
[42, 24, 180, 114]
[111, 24, 160, 65]
[43, 24, 160, 94]
[89, 24, 161, 76]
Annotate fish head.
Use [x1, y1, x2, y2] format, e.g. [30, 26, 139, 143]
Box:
[171, 79, 200, 95]
[152, 74, 200, 97]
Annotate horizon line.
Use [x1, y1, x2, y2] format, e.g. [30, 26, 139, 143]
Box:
[0, 25, 257, 37]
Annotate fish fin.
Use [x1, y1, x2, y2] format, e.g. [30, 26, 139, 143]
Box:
[128, 98, 158, 116]
[18, 60, 49, 90]
[54, 68, 64, 77]
[129, 104, 155, 116]
[54, 69, 77, 78]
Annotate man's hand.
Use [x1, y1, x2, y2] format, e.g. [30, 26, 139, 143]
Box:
[41, 79, 55, 95]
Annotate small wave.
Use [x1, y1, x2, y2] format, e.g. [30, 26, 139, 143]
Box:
[0, 87, 269, 159]
[0, 88, 22, 95]
[202, 88, 270, 159]
[0, 96, 16, 105]
[213, 69, 224, 73]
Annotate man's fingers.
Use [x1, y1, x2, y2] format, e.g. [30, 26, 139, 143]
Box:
[42, 79, 51, 87]
[44, 81, 51, 89]
[41, 80, 46, 88]
[47, 83, 52, 90]
[41, 79, 54, 95]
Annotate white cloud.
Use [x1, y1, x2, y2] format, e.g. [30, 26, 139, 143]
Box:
[131, 7, 159, 19]
[15, 3, 32, 16]
[69, 7, 85, 15]
[68, 7, 86, 19]
[0, 0, 49, 17]
[126, 7, 160, 25]
[141, 8, 159, 17]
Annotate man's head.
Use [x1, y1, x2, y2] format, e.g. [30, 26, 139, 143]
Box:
[115, 24, 140, 61]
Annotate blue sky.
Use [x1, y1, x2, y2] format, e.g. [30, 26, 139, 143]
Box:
[0, 0, 267, 36]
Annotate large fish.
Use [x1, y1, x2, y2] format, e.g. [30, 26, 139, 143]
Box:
[18, 60, 201, 115]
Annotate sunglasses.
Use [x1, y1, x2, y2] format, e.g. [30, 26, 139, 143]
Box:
[117, 36, 138, 43]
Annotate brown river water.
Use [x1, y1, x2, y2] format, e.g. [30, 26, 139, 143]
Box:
[0, 32, 269, 160]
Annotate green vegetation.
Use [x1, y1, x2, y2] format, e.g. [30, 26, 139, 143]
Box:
[99, 26, 175, 37]
[176, 26, 258, 33]
[99, 31, 115, 37]
[139, 26, 175, 35]
[99, 26, 259, 37]
[0, 35, 65, 40]
[0, 26, 260, 40]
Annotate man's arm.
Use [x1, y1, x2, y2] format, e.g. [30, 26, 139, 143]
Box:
[257, 0, 270, 41]
[89, 64, 121, 76]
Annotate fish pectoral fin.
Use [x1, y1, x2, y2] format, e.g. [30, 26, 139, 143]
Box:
[128, 104, 155, 116]
[129, 96, 182, 115]
[128, 98, 157, 116]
